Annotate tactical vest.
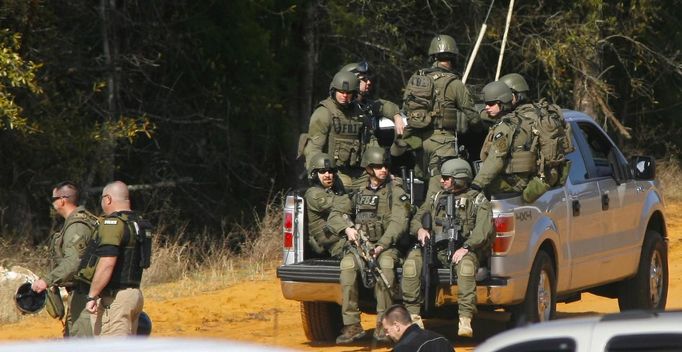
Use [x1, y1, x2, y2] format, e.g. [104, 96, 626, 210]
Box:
[403, 69, 463, 131]
[50, 208, 98, 285]
[480, 112, 536, 176]
[319, 98, 365, 168]
[430, 191, 477, 250]
[77, 211, 153, 288]
[306, 187, 343, 250]
[354, 181, 393, 242]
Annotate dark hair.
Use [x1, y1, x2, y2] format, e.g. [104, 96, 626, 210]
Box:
[54, 181, 81, 204]
[382, 304, 412, 325]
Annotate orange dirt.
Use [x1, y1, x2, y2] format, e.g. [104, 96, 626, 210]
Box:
[2, 202, 681, 352]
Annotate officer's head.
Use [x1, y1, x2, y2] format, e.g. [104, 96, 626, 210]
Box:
[428, 35, 458, 68]
[329, 70, 360, 106]
[15, 282, 46, 315]
[342, 61, 373, 97]
[361, 146, 390, 183]
[482, 80, 513, 118]
[440, 158, 472, 192]
[51, 181, 80, 218]
[500, 73, 530, 107]
[307, 153, 336, 189]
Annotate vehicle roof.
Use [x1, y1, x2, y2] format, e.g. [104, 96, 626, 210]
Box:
[475, 310, 682, 352]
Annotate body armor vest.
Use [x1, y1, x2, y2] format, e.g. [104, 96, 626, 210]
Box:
[431, 191, 476, 249]
[319, 98, 364, 168]
[354, 181, 393, 242]
[403, 69, 462, 131]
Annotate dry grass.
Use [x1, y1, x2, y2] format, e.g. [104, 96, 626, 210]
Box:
[0, 194, 284, 322]
[657, 157, 682, 202]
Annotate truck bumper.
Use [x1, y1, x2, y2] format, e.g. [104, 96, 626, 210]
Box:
[280, 281, 343, 305]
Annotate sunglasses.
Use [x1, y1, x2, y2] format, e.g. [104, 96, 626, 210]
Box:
[50, 195, 70, 202]
[318, 169, 336, 174]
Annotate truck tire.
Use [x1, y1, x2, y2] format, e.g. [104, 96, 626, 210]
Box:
[508, 251, 556, 328]
[300, 301, 343, 341]
[617, 230, 668, 311]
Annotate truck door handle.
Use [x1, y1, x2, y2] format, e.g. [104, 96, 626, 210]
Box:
[602, 194, 610, 211]
[572, 199, 581, 217]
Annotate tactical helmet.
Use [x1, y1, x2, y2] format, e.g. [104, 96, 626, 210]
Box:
[428, 35, 459, 58]
[440, 158, 472, 179]
[341, 61, 372, 80]
[361, 146, 390, 167]
[500, 73, 529, 93]
[307, 153, 336, 179]
[137, 311, 153, 336]
[482, 81, 513, 104]
[15, 282, 46, 315]
[329, 71, 360, 93]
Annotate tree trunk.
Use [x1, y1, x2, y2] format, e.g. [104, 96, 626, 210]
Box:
[300, 1, 318, 131]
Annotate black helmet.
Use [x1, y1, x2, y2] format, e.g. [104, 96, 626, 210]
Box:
[15, 282, 46, 315]
[137, 311, 153, 336]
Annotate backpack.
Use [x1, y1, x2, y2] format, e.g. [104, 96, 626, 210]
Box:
[529, 99, 574, 187]
[403, 69, 458, 129]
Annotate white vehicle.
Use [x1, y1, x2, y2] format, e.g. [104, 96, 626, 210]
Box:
[475, 310, 682, 352]
[278, 110, 669, 341]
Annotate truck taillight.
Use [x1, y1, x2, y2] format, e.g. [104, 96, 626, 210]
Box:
[493, 213, 515, 255]
[283, 211, 293, 249]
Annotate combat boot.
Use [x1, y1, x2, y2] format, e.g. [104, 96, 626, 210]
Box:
[410, 314, 425, 329]
[373, 321, 391, 343]
[336, 323, 366, 344]
[458, 316, 473, 337]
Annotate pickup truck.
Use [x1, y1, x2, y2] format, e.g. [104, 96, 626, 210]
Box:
[277, 110, 668, 341]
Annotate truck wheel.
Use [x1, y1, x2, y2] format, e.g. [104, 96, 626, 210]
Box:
[618, 231, 668, 311]
[508, 251, 556, 328]
[300, 301, 343, 341]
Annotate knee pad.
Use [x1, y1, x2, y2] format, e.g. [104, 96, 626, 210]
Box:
[458, 257, 476, 277]
[402, 259, 418, 278]
[378, 255, 395, 269]
[340, 256, 356, 271]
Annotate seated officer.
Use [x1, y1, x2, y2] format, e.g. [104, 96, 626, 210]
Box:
[304, 153, 351, 258]
[402, 158, 495, 337]
[328, 146, 410, 344]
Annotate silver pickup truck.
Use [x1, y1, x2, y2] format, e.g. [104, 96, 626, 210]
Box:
[277, 110, 668, 341]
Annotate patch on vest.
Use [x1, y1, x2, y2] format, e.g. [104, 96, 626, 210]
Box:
[358, 195, 379, 206]
[493, 133, 507, 153]
[103, 219, 118, 225]
[399, 194, 409, 202]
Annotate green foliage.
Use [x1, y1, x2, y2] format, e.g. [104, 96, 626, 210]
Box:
[0, 30, 41, 132]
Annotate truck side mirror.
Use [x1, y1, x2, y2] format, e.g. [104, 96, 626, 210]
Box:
[629, 156, 655, 180]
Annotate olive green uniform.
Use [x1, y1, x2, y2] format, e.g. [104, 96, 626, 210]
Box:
[401, 64, 479, 198]
[473, 105, 537, 194]
[328, 178, 410, 325]
[304, 185, 352, 258]
[304, 97, 399, 188]
[46, 206, 96, 337]
[402, 190, 494, 318]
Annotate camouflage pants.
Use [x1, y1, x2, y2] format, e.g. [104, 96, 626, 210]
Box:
[401, 247, 423, 316]
[339, 247, 399, 325]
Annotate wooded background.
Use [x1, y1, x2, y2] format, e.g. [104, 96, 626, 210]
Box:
[0, 0, 679, 243]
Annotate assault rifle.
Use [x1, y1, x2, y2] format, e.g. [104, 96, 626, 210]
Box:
[435, 193, 463, 285]
[421, 212, 437, 315]
[358, 100, 381, 147]
[400, 166, 415, 208]
[344, 216, 391, 289]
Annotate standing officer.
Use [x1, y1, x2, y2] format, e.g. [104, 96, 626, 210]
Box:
[471, 80, 535, 195]
[341, 61, 405, 136]
[403, 158, 494, 337]
[304, 153, 352, 258]
[395, 34, 480, 201]
[32, 181, 97, 337]
[303, 71, 366, 189]
[328, 146, 410, 344]
[79, 181, 151, 336]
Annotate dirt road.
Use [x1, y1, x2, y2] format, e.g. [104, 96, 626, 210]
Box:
[2, 203, 681, 351]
